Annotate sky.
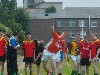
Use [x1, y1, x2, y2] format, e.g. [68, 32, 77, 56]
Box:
[17, 0, 100, 8]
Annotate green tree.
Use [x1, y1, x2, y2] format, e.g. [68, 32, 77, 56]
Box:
[15, 7, 30, 32]
[0, 23, 12, 33]
[45, 5, 56, 13]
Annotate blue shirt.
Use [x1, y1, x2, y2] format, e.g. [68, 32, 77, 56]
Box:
[9, 36, 19, 47]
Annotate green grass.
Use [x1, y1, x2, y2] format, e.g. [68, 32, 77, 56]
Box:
[18, 58, 100, 75]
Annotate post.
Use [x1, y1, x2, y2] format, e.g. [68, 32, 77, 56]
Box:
[88, 15, 91, 38]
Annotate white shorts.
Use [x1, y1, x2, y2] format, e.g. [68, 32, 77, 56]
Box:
[56, 51, 61, 63]
[70, 55, 80, 63]
[41, 50, 56, 61]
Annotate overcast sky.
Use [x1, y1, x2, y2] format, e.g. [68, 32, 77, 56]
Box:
[17, 0, 100, 8]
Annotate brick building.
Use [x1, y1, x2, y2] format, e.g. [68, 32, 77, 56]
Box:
[29, 7, 100, 42]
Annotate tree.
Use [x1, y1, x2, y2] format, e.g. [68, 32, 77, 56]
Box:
[45, 5, 56, 13]
[15, 7, 30, 32]
[0, 23, 12, 33]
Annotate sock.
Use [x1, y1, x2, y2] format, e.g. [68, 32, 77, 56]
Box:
[71, 70, 77, 75]
[58, 73, 62, 75]
[94, 74, 98, 75]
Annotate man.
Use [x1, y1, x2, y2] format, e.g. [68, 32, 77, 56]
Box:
[69, 34, 82, 75]
[7, 31, 20, 75]
[34, 40, 44, 75]
[22, 32, 35, 75]
[91, 33, 100, 75]
[78, 36, 91, 75]
[41, 24, 70, 75]
[0, 32, 7, 75]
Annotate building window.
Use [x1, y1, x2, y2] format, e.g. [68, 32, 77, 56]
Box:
[91, 21, 97, 27]
[28, 0, 34, 8]
[68, 20, 75, 27]
[56, 19, 63, 27]
[69, 31, 75, 38]
[79, 20, 86, 27]
[79, 31, 86, 38]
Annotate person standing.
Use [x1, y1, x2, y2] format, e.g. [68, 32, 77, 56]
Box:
[34, 40, 44, 75]
[78, 36, 91, 75]
[69, 34, 82, 75]
[7, 31, 20, 75]
[90, 33, 100, 75]
[22, 32, 35, 75]
[0, 32, 7, 75]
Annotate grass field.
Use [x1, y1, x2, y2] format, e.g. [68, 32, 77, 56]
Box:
[18, 56, 100, 75]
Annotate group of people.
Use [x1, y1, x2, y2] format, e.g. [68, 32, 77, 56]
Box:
[0, 23, 100, 75]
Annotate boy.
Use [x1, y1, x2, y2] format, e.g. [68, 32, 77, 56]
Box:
[22, 32, 35, 75]
[70, 34, 82, 75]
[0, 32, 7, 75]
[41, 24, 70, 75]
[34, 40, 44, 75]
[7, 31, 20, 75]
[90, 33, 100, 75]
[78, 36, 91, 75]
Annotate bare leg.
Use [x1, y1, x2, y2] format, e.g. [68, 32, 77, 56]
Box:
[50, 59, 57, 75]
[86, 66, 89, 75]
[1, 61, 4, 75]
[29, 63, 33, 75]
[25, 63, 28, 75]
[37, 65, 40, 75]
[42, 60, 50, 75]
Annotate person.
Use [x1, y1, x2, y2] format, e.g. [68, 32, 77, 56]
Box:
[90, 33, 100, 75]
[0, 32, 7, 75]
[41, 24, 70, 75]
[69, 34, 82, 75]
[78, 36, 91, 75]
[22, 32, 35, 75]
[34, 40, 44, 75]
[7, 31, 20, 75]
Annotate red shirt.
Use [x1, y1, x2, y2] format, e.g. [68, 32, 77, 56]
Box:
[0, 37, 6, 56]
[78, 41, 91, 58]
[45, 31, 66, 54]
[22, 40, 35, 57]
[91, 38, 100, 59]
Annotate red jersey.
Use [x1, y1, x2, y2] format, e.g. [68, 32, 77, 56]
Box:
[45, 31, 66, 54]
[0, 37, 6, 56]
[22, 40, 35, 57]
[78, 41, 91, 58]
[91, 38, 100, 59]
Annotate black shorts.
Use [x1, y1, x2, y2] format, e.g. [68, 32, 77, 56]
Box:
[23, 57, 34, 63]
[80, 58, 91, 66]
[0, 55, 6, 62]
[35, 58, 41, 65]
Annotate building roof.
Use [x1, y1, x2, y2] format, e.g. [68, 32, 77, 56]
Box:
[43, 2, 63, 4]
[61, 7, 100, 18]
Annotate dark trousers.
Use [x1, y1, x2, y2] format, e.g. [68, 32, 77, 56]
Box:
[7, 46, 18, 75]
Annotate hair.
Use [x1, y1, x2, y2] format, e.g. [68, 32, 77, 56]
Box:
[39, 40, 44, 47]
[25, 32, 31, 36]
[84, 36, 88, 39]
[5, 33, 11, 38]
[13, 31, 18, 36]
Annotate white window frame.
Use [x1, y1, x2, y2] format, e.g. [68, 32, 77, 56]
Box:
[56, 19, 63, 27]
[69, 31, 75, 38]
[79, 20, 86, 27]
[68, 20, 75, 27]
[91, 21, 97, 27]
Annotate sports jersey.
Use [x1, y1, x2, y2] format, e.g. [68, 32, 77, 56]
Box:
[70, 41, 77, 55]
[70, 40, 83, 56]
[78, 41, 91, 58]
[22, 40, 35, 57]
[91, 38, 100, 59]
[45, 31, 66, 54]
[0, 37, 6, 56]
